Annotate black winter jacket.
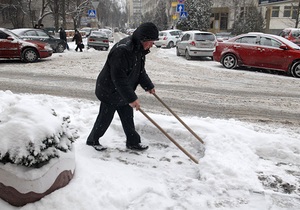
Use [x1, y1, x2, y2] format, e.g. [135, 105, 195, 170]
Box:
[95, 35, 154, 106]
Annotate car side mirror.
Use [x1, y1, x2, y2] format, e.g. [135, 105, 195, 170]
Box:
[279, 44, 288, 50]
[7, 36, 14, 41]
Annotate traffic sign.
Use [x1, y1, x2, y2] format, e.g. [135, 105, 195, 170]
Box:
[88, 9, 96, 17]
[178, 0, 185, 3]
[180, 11, 188, 19]
[176, 4, 184, 13]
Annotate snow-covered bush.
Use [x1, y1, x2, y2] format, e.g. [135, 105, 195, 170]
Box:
[0, 92, 79, 168]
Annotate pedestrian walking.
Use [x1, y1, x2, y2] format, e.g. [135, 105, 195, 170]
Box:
[59, 27, 69, 50]
[72, 29, 83, 52]
[86, 22, 159, 151]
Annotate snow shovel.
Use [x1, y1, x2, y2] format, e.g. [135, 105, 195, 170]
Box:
[138, 108, 199, 164]
[153, 93, 205, 145]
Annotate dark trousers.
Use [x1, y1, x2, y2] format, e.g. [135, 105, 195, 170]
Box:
[75, 44, 83, 52]
[87, 102, 141, 146]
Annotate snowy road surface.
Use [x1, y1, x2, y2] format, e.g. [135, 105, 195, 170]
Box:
[0, 33, 300, 127]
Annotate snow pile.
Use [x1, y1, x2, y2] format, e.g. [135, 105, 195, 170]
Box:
[0, 91, 78, 168]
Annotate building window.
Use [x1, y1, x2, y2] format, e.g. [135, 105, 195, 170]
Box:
[283, 6, 291, 17]
[272, 6, 280, 17]
[220, 13, 228, 30]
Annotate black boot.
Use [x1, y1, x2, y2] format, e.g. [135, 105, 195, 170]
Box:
[126, 143, 148, 151]
[86, 141, 107, 151]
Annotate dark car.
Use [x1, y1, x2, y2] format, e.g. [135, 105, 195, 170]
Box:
[0, 28, 53, 62]
[213, 32, 300, 78]
[12, 28, 67, 53]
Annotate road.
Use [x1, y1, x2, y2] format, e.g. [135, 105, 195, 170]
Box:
[1, 32, 300, 128]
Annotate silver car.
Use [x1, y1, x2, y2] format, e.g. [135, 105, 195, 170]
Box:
[154, 29, 182, 48]
[87, 31, 109, 51]
[176, 30, 216, 60]
[98, 29, 114, 43]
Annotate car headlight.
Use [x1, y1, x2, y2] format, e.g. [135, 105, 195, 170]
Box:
[44, 44, 52, 51]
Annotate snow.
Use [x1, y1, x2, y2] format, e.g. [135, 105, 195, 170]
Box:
[0, 39, 300, 210]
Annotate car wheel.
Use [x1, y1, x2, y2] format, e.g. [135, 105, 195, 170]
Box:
[176, 47, 180, 56]
[185, 50, 191, 60]
[22, 48, 38, 63]
[56, 43, 65, 53]
[291, 61, 300, 78]
[222, 54, 237, 69]
[104, 47, 109, 51]
[167, 41, 174, 48]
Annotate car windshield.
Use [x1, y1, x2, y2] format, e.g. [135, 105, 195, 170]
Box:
[91, 31, 107, 37]
[195, 33, 215, 41]
[291, 30, 300, 38]
[274, 35, 300, 49]
[159, 32, 167, 36]
[5, 29, 20, 39]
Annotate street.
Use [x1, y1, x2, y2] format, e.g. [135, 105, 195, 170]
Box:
[1, 32, 300, 127]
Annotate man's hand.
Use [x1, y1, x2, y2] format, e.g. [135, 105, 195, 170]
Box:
[148, 88, 155, 94]
[129, 99, 140, 110]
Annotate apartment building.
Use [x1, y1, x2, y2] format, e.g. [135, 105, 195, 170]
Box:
[259, 0, 300, 34]
[210, 0, 258, 33]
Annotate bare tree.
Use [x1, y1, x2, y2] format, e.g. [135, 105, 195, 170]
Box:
[0, 0, 26, 28]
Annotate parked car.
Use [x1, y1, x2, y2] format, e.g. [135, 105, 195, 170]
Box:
[87, 31, 109, 51]
[213, 32, 300, 78]
[12, 28, 67, 53]
[279, 28, 300, 46]
[176, 30, 216, 60]
[80, 27, 98, 37]
[215, 32, 233, 42]
[154, 29, 183, 48]
[98, 28, 114, 43]
[0, 28, 53, 62]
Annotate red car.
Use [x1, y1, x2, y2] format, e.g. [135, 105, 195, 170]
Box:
[0, 28, 53, 63]
[279, 28, 300, 46]
[213, 32, 300, 78]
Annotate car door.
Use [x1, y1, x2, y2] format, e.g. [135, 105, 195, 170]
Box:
[0, 31, 20, 58]
[232, 35, 258, 66]
[177, 33, 190, 54]
[35, 30, 57, 49]
[256, 36, 289, 70]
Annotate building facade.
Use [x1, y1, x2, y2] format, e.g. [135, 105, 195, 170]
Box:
[259, 0, 300, 34]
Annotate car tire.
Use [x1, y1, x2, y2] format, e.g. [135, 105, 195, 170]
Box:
[167, 41, 174, 48]
[56, 43, 65, 53]
[291, 61, 300, 78]
[22, 48, 38, 63]
[222, 54, 237, 69]
[176, 47, 180, 56]
[185, 50, 191, 60]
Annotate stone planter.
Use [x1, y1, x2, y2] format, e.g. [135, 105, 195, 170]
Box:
[0, 148, 75, 207]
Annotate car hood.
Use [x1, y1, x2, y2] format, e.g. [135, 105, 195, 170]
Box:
[22, 39, 47, 48]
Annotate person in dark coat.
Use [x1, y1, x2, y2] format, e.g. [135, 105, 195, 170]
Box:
[72, 29, 83, 52]
[59, 27, 69, 50]
[86, 22, 159, 151]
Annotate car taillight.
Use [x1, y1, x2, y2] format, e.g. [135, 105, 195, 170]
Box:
[163, 36, 167, 40]
[89, 38, 95, 42]
[103, 40, 109, 43]
[190, 41, 196, 46]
